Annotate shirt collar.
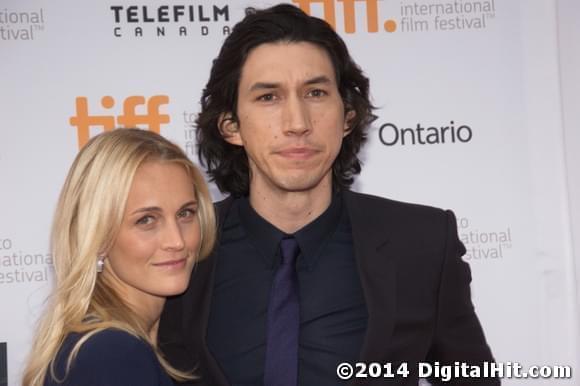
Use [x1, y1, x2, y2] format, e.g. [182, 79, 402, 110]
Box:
[238, 196, 285, 269]
[237, 192, 343, 270]
[294, 192, 342, 270]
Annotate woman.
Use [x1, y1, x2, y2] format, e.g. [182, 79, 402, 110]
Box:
[22, 129, 216, 385]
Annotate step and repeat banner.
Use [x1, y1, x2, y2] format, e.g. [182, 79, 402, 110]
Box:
[1, 0, 578, 385]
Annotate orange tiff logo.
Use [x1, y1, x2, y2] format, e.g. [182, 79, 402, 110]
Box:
[69, 95, 170, 148]
[293, 0, 396, 33]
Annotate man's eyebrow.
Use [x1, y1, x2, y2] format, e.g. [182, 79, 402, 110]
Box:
[304, 75, 332, 85]
[249, 82, 280, 92]
[248, 76, 333, 92]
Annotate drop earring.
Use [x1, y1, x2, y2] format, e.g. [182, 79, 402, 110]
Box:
[96, 256, 105, 273]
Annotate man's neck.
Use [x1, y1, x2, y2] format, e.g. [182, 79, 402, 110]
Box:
[248, 180, 333, 234]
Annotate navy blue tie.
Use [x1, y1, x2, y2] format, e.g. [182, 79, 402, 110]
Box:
[264, 236, 300, 386]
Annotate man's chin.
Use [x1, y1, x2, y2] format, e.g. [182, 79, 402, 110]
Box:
[273, 175, 330, 194]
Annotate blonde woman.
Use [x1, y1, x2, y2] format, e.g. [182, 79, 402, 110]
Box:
[22, 129, 216, 386]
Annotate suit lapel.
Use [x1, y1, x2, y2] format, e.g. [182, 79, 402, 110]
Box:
[344, 191, 397, 363]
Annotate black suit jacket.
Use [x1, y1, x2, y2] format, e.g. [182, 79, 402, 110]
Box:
[159, 190, 498, 385]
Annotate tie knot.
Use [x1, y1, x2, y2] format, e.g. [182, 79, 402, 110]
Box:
[279, 237, 300, 265]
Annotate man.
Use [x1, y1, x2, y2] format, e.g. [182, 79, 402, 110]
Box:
[159, 4, 498, 386]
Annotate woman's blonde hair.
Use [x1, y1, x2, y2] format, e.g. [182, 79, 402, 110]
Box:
[22, 128, 216, 386]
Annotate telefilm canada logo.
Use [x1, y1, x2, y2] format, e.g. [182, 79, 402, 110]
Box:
[0, 8, 45, 41]
[109, 3, 232, 38]
[69, 95, 170, 148]
[294, 0, 496, 34]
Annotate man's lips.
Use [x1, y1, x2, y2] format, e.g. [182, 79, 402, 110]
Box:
[276, 147, 320, 159]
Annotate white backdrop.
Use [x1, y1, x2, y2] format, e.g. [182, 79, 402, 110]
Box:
[1, 0, 578, 385]
[558, 1, 580, 348]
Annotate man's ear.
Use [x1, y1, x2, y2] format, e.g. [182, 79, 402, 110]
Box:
[218, 113, 243, 146]
[343, 109, 356, 137]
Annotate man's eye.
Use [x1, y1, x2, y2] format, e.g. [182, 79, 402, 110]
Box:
[257, 93, 276, 102]
[136, 215, 155, 225]
[307, 89, 327, 98]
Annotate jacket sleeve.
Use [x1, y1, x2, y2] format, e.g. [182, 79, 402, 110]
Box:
[159, 293, 209, 386]
[425, 210, 500, 386]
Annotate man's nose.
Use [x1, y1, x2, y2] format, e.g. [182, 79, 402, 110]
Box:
[283, 97, 311, 136]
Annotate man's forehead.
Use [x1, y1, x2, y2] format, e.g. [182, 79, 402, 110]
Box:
[238, 41, 337, 87]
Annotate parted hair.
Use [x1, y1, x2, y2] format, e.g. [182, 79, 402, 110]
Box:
[22, 128, 216, 386]
[196, 3, 375, 196]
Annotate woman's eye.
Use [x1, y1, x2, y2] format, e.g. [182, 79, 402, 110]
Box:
[178, 208, 196, 219]
[136, 215, 155, 225]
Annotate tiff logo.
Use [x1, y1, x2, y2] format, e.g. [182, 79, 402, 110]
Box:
[0, 342, 6, 386]
[293, 0, 397, 33]
[69, 95, 170, 148]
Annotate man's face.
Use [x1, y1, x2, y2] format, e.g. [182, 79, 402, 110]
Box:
[221, 41, 352, 196]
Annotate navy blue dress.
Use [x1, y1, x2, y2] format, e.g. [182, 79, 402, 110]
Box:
[44, 329, 174, 386]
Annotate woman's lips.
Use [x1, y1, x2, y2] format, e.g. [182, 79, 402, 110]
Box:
[152, 258, 187, 269]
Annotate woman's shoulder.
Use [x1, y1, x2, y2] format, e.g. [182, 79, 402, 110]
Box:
[46, 329, 174, 386]
[71, 328, 151, 356]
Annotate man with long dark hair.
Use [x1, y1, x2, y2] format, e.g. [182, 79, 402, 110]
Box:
[160, 4, 498, 385]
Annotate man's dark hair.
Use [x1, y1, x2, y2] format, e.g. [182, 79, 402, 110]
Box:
[196, 3, 375, 196]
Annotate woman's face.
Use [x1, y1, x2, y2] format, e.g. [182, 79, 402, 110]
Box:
[103, 161, 201, 307]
